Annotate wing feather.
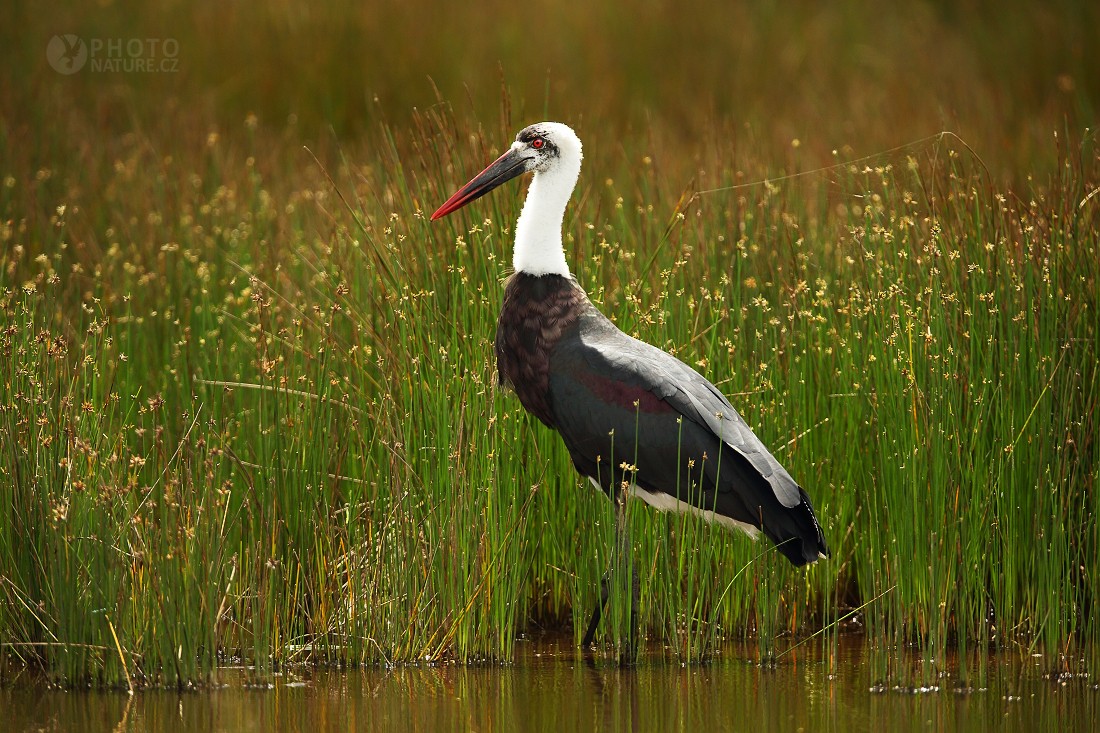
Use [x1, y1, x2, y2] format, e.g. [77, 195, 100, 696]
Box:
[559, 310, 802, 508]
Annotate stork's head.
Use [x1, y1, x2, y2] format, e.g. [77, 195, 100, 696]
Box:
[431, 122, 582, 220]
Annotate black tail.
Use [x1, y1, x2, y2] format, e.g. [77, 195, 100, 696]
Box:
[761, 487, 829, 566]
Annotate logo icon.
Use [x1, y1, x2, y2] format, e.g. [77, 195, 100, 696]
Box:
[47, 35, 88, 74]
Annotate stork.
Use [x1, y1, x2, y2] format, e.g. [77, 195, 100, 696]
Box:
[431, 122, 829, 648]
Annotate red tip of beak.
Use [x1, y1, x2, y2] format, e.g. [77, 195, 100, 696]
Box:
[430, 190, 469, 221]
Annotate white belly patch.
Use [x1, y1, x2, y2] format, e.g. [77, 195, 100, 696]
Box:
[588, 478, 760, 538]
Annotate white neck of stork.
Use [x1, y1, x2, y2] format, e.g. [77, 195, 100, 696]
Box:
[512, 123, 583, 278]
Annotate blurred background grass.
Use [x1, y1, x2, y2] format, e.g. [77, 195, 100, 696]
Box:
[1, 0, 1098, 687]
[3, 0, 1097, 171]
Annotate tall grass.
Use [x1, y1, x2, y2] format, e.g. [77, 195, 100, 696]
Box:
[2, 1, 1099, 688]
[2, 102, 1096, 687]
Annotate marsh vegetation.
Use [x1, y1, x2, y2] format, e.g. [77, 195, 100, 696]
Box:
[1, 0, 1097, 689]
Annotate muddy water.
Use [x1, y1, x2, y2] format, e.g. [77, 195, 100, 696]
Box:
[3, 638, 1096, 732]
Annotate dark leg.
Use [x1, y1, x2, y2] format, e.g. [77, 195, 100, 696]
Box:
[581, 489, 640, 661]
[582, 573, 610, 646]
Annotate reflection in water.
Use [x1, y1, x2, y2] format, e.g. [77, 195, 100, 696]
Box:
[3, 639, 1096, 733]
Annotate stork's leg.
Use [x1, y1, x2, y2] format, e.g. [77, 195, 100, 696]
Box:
[581, 575, 609, 646]
[582, 486, 640, 659]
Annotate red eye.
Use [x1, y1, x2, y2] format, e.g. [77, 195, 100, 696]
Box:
[531, 138, 544, 149]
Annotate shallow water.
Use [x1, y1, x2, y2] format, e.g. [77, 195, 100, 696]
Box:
[3, 637, 1096, 732]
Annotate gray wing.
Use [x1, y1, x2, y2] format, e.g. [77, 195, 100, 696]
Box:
[551, 310, 801, 507]
[546, 308, 828, 565]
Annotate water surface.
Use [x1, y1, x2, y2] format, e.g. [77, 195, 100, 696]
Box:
[4, 638, 1095, 732]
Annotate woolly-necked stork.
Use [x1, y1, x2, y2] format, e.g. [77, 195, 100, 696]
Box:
[431, 122, 829, 645]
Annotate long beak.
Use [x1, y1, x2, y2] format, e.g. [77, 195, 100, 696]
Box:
[431, 147, 529, 221]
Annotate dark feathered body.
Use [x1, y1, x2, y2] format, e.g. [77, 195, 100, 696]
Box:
[495, 273, 829, 566]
